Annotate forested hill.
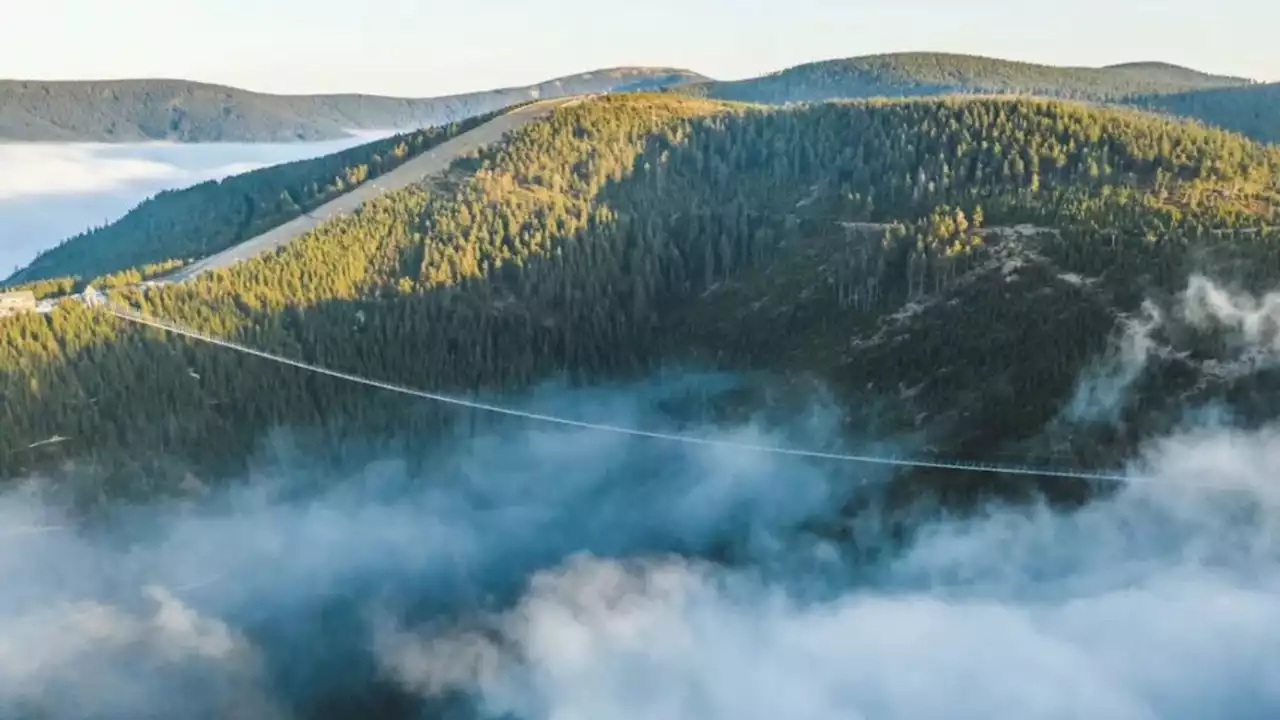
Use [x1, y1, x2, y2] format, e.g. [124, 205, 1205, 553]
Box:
[0, 68, 705, 142]
[683, 53, 1252, 104]
[4, 94, 1280, 503]
[4, 109, 503, 287]
[676, 52, 1279, 144]
[1129, 83, 1280, 144]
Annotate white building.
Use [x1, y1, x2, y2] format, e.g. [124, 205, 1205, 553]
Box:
[0, 290, 37, 317]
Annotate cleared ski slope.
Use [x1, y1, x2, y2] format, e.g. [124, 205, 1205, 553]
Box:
[167, 97, 580, 282]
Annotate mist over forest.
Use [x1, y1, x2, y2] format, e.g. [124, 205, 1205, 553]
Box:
[3, 359, 1279, 718]
[2, 48, 1280, 720]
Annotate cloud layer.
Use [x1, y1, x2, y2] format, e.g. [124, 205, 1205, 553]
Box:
[0, 381, 872, 718]
[378, 422, 1280, 720]
[1, 376, 1277, 718]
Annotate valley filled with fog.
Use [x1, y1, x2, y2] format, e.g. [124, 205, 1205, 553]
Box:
[3, 378, 1278, 719]
[0, 131, 396, 275]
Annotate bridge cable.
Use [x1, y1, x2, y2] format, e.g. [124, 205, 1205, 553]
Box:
[107, 304, 1139, 485]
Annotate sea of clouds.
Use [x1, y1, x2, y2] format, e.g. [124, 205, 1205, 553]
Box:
[0, 132, 395, 275]
[2, 261, 1279, 719]
[0, 366, 1277, 719]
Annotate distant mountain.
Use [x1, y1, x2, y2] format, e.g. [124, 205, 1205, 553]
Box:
[0, 67, 707, 142]
[676, 53, 1277, 142]
[680, 52, 1253, 105]
[1102, 61, 1253, 88]
[1129, 83, 1280, 143]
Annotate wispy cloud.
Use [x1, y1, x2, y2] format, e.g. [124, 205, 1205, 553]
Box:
[1182, 275, 1280, 355]
[1064, 274, 1280, 425]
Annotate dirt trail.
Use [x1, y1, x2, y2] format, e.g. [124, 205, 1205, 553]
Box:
[167, 97, 581, 282]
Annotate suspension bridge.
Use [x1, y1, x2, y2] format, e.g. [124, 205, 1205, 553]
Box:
[105, 303, 1139, 486]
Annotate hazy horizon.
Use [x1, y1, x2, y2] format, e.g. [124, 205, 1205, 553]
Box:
[0, 50, 1267, 100]
[3, 0, 1276, 97]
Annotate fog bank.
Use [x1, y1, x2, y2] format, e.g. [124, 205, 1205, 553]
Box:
[379, 421, 1280, 720]
[0, 378, 1276, 719]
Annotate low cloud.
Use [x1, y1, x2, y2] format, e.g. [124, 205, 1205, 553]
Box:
[0, 380, 870, 718]
[1065, 274, 1280, 425]
[1, 377, 1277, 718]
[0, 144, 185, 201]
[1064, 299, 1164, 423]
[0, 586, 284, 720]
[378, 422, 1280, 720]
[1181, 275, 1280, 356]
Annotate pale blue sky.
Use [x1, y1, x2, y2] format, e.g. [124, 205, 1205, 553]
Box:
[4, 0, 1276, 96]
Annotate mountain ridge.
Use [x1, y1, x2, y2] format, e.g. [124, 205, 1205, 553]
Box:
[1101, 60, 1255, 86]
[0, 67, 708, 142]
[672, 52, 1277, 143]
[682, 52, 1254, 104]
[7, 52, 1269, 144]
